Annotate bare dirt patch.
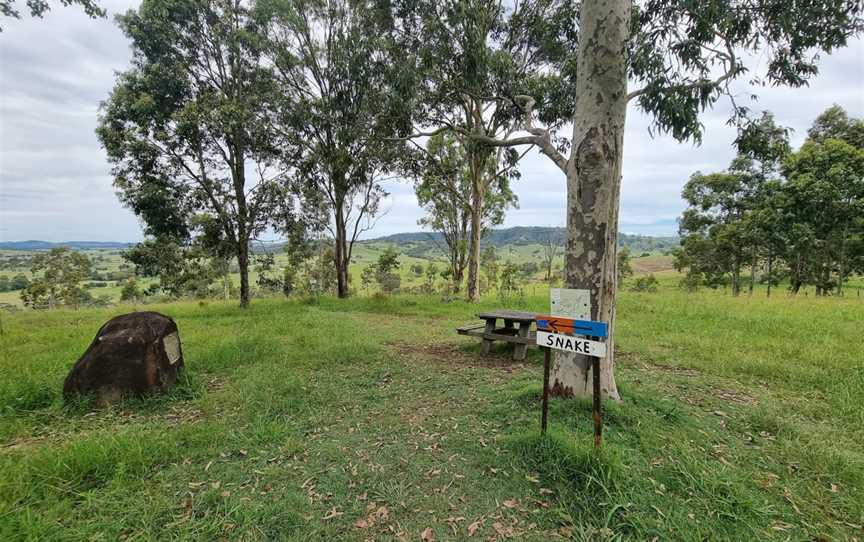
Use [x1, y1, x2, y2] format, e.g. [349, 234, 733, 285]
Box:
[1, 436, 47, 453]
[706, 388, 755, 405]
[385, 341, 529, 373]
[631, 255, 676, 273]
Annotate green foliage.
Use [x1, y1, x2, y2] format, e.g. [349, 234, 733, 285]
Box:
[497, 260, 525, 305]
[630, 274, 659, 293]
[617, 246, 633, 285]
[254, 254, 283, 294]
[422, 262, 438, 295]
[0, 0, 104, 29]
[298, 243, 339, 298]
[258, 0, 412, 297]
[361, 247, 402, 294]
[480, 246, 499, 292]
[20, 248, 91, 309]
[629, 1, 863, 142]
[9, 274, 29, 291]
[96, 0, 312, 306]
[375, 247, 402, 293]
[123, 238, 226, 299]
[412, 134, 517, 229]
[676, 106, 864, 297]
[119, 278, 141, 302]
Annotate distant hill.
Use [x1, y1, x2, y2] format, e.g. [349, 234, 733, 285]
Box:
[0, 241, 132, 251]
[366, 227, 679, 254]
[0, 228, 679, 255]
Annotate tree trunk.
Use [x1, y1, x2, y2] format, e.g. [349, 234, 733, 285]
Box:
[749, 250, 757, 296]
[837, 224, 848, 296]
[731, 253, 742, 297]
[790, 254, 803, 295]
[452, 262, 465, 293]
[549, 0, 629, 401]
[766, 254, 773, 298]
[334, 207, 350, 298]
[821, 265, 831, 296]
[465, 178, 483, 302]
[234, 154, 251, 309]
[237, 238, 250, 308]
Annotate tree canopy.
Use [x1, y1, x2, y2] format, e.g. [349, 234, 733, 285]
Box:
[676, 105, 864, 296]
[97, 0, 306, 307]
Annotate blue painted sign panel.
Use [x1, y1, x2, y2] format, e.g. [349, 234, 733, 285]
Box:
[535, 315, 608, 338]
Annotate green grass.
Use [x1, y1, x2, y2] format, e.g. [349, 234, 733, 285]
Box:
[1, 286, 863, 541]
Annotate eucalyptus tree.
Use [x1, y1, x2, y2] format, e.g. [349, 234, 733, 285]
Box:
[734, 113, 791, 294]
[97, 0, 293, 308]
[409, 132, 516, 292]
[783, 131, 864, 296]
[258, 0, 413, 298]
[677, 168, 754, 295]
[406, 0, 862, 398]
[399, 0, 575, 301]
[541, 227, 563, 282]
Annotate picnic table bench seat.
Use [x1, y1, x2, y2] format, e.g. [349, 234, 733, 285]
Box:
[457, 310, 537, 360]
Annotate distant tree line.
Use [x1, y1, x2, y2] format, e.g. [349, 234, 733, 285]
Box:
[675, 106, 864, 296]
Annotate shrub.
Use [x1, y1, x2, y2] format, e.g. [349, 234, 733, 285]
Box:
[120, 278, 142, 302]
[631, 274, 659, 292]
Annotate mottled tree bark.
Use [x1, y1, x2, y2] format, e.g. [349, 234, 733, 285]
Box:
[549, 0, 629, 401]
[465, 156, 484, 302]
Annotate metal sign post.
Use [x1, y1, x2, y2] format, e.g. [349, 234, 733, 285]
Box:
[541, 347, 551, 434]
[536, 314, 608, 448]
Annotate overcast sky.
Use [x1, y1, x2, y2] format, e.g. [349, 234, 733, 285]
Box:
[1, 1, 862, 242]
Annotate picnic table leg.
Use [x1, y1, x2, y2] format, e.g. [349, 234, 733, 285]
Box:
[513, 321, 530, 360]
[480, 318, 495, 355]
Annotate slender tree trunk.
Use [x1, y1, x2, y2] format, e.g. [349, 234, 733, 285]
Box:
[466, 175, 483, 302]
[790, 254, 803, 295]
[549, 0, 629, 401]
[822, 265, 831, 296]
[334, 207, 350, 298]
[453, 262, 465, 293]
[237, 237, 250, 308]
[234, 155, 251, 308]
[837, 224, 848, 296]
[731, 253, 741, 297]
[766, 254, 773, 298]
[749, 250, 757, 296]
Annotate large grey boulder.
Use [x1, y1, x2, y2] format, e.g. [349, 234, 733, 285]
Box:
[63, 311, 184, 403]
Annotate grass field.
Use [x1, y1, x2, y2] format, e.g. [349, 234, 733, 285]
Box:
[1, 285, 862, 541]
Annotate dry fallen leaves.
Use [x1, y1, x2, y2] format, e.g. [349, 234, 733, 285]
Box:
[421, 527, 435, 541]
[322, 507, 343, 521]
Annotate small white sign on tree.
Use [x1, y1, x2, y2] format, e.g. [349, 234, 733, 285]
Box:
[550, 288, 590, 319]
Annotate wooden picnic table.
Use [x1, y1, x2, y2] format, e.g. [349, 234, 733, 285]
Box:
[457, 310, 536, 360]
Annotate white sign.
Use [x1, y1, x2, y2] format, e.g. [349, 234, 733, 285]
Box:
[536, 331, 607, 358]
[550, 288, 590, 319]
[163, 332, 182, 365]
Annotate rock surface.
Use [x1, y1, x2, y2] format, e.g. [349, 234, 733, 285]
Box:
[63, 311, 184, 403]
